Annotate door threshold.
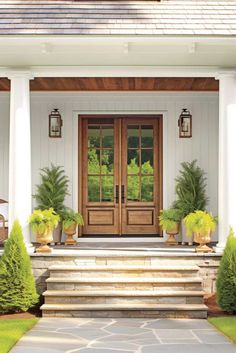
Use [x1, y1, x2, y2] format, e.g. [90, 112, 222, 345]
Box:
[78, 236, 164, 243]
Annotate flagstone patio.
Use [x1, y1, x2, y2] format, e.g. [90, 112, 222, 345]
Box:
[10, 318, 235, 353]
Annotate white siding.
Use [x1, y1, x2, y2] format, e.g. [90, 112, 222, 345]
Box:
[0, 91, 219, 238]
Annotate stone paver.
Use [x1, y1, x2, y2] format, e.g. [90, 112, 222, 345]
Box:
[10, 318, 235, 353]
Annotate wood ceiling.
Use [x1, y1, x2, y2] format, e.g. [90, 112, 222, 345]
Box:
[0, 77, 219, 91]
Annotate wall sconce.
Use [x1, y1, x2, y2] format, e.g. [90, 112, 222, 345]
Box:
[178, 108, 192, 138]
[49, 109, 63, 138]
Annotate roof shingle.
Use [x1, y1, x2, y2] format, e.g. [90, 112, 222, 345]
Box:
[0, 0, 235, 36]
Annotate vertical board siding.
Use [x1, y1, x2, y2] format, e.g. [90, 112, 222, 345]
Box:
[0, 91, 219, 238]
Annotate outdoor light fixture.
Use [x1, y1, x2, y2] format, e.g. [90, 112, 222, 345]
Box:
[178, 108, 192, 138]
[49, 108, 63, 138]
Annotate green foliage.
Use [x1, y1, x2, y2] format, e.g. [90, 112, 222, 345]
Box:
[0, 319, 38, 353]
[62, 209, 84, 231]
[0, 221, 39, 313]
[34, 164, 69, 217]
[29, 208, 60, 235]
[183, 210, 217, 237]
[208, 317, 236, 343]
[216, 228, 236, 313]
[159, 208, 182, 232]
[172, 160, 208, 217]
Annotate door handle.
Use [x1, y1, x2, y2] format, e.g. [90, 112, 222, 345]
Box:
[115, 185, 119, 204]
[121, 185, 125, 204]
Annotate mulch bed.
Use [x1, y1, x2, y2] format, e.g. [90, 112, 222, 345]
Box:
[205, 294, 229, 317]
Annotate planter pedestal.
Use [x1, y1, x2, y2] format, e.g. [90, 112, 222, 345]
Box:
[194, 232, 213, 253]
[64, 224, 77, 246]
[165, 223, 179, 246]
[195, 244, 213, 253]
[36, 231, 53, 253]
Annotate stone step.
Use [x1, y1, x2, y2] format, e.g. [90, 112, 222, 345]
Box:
[41, 303, 208, 319]
[46, 276, 203, 291]
[48, 265, 199, 278]
[44, 289, 204, 305]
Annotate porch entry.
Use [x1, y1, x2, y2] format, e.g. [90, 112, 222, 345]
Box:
[80, 115, 163, 235]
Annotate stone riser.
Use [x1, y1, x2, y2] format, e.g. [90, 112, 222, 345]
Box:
[47, 282, 202, 291]
[45, 296, 203, 305]
[42, 309, 207, 319]
[49, 270, 199, 278]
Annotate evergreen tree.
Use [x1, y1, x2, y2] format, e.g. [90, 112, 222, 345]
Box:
[0, 221, 39, 313]
[216, 228, 236, 313]
[172, 160, 208, 217]
[34, 164, 69, 217]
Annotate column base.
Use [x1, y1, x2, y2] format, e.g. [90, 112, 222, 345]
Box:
[213, 242, 225, 254]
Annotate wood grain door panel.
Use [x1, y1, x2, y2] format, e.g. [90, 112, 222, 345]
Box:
[80, 115, 162, 235]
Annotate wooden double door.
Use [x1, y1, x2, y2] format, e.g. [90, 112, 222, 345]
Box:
[80, 115, 163, 235]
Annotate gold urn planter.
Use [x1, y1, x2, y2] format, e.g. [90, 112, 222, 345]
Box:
[194, 231, 213, 253]
[36, 231, 53, 253]
[64, 223, 77, 246]
[165, 223, 179, 246]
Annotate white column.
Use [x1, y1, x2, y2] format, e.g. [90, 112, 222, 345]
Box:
[8, 72, 33, 247]
[216, 74, 236, 251]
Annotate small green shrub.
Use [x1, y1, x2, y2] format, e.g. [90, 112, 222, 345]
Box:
[172, 160, 208, 217]
[183, 210, 217, 237]
[159, 208, 182, 232]
[0, 221, 39, 313]
[29, 208, 60, 235]
[62, 209, 84, 231]
[216, 227, 236, 313]
[34, 164, 69, 218]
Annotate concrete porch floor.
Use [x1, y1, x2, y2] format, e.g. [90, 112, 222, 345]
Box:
[10, 318, 235, 353]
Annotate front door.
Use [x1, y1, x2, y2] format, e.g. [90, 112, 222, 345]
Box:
[80, 115, 162, 235]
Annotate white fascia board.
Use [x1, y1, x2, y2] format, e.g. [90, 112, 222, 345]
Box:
[0, 65, 233, 78]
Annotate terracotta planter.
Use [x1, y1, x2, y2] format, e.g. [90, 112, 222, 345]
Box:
[165, 222, 179, 245]
[194, 230, 213, 253]
[64, 223, 77, 246]
[36, 230, 53, 253]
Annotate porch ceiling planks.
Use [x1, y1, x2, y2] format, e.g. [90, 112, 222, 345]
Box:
[0, 77, 219, 91]
[0, 0, 235, 36]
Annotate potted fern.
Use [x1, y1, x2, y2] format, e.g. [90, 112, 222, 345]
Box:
[172, 160, 208, 245]
[62, 209, 84, 245]
[29, 208, 60, 253]
[34, 164, 69, 244]
[159, 208, 182, 245]
[183, 210, 217, 253]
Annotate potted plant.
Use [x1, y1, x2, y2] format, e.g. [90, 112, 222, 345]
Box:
[29, 208, 60, 253]
[34, 164, 69, 245]
[172, 160, 208, 245]
[183, 210, 217, 253]
[62, 209, 84, 245]
[159, 208, 182, 245]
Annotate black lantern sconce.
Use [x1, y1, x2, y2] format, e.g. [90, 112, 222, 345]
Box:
[49, 109, 63, 138]
[178, 108, 192, 138]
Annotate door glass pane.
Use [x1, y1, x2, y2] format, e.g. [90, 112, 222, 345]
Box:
[88, 149, 100, 174]
[88, 126, 100, 148]
[127, 149, 139, 174]
[102, 126, 114, 148]
[141, 125, 153, 148]
[101, 150, 114, 174]
[101, 176, 114, 201]
[88, 176, 100, 202]
[128, 125, 139, 148]
[141, 176, 154, 202]
[127, 176, 140, 201]
[141, 149, 154, 174]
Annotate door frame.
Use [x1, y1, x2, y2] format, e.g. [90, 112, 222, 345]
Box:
[78, 114, 163, 236]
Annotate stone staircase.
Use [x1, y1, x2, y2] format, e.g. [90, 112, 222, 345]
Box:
[41, 258, 208, 318]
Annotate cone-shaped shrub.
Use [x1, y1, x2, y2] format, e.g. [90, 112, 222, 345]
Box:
[216, 227, 236, 313]
[0, 220, 39, 313]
